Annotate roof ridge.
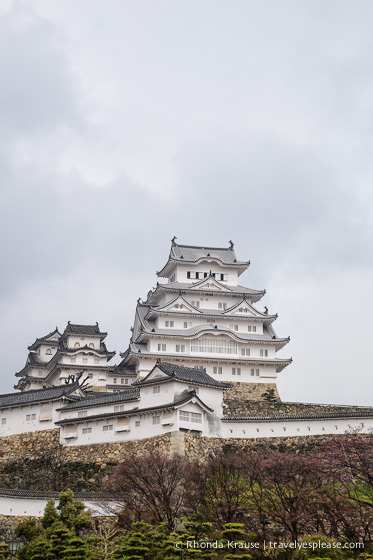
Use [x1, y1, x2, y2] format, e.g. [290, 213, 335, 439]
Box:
[173, 243, 233, 251]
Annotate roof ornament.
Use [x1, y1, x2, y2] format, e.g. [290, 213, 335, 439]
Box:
[209, 270, 213, 277]
[137, 297, 142, 304]
[171, 236, 177, 245]
[207, 252, 210, 256]
[264, 306, 268, 315]
[180, 255, 184, 259]
[229, 240, 234, 249]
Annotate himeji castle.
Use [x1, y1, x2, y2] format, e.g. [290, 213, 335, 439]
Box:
[2, 239, 373, 446]
[119, 238, 291, 391]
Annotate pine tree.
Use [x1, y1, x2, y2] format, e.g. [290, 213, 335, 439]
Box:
[0, 543, 10, 560]
[64, 537, 90, 560]
[48, 522, 73, 559]
[41, 500, 59, 529]
[57, 489, 92, 535]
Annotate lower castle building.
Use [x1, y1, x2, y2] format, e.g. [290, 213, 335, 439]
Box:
[1, 240, 373, 446]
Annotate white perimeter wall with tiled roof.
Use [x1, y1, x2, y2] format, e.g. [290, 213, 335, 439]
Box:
[221, 417, 373, 439]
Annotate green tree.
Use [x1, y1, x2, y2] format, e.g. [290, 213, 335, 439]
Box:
[41, 500, 59, 530]
[0, 543, 10, 560]
[57, 489, 92, 535]
[28, 540, 53, 560]
[64, 537, 90, 560]
[48, 523, 73, 558]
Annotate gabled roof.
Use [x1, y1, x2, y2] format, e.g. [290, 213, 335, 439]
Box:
[58, 389, 140, 411]
[153, 294, 203, 314]
[134, 361, 231, 389]
[0, 383, 83, 409]
[157, 240, 250, 277]
[56, 390, 213, 425]
[63, 322, 107, 338]
[28, 328, 61, 351]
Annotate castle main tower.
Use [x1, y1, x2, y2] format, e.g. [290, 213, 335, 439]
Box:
[120, 239, 291, 396]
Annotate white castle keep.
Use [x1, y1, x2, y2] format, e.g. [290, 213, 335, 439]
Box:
[1, 240, 373, 446]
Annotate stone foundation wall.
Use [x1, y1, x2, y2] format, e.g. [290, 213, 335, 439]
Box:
[223, 399, 373, 416]
[0, 430, 171, 492]
[0, 515, 26, 542]
[224, 382, 280, 402]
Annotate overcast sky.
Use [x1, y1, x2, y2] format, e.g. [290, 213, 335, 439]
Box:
[1, 0, 372, 405]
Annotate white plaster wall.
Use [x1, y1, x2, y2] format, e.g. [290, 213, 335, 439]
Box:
[0, 496, 117, 517]
[221, 418, 373, 439]
[66, 336, 99, 349]
[173, 263, 239, 285]
[0, 401, 62, 436]
[60, 410, 178, 446]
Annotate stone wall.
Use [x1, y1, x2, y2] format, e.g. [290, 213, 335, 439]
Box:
[0, 430, 171, 492]
[0, 515, 26, 542]
[184, 432, 335, 460]
[223, 382, 280, 402]
[223, 399, 373, 416]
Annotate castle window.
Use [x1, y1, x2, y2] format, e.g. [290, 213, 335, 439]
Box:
[248, 326, 257, 332]
[125, 379, 129, 384]
[78, 411, 87, 418]
[103, 424, 113, 431]
[74, 342, 80, 349]
[94, 358, 99, 364]
[165, 321, 174, 327]
[87, 373, 93, 379]
[241, 349, 250, 356]
[114, 405, 125, 412]
[46, 348, 52, 355]
[1, 418, 6, 425]
[191, 301, 200, 308]
[135, 421, 140, 427]
[152, 415, 160, 425]
[213, 366, 222, 375]
[113, 378, 117, 384]
[260, 349, 268, 357]
[82, 427, 92, 434]
[220, 274, 227, 281]
[153, 386, 160, 394]
[157, 344, 167, 351]
[26, 414, 36, 421]
[176, 345, 185, 353]
[192, 338, 237, 355]
[250, 368, 260, 377]
[184, 322, 188, 328]
[82, 358, 88, 364]
[179, 411, 202, 423]
[232, 368, 241, 376]
[70, 358, 76, 364]
[218, 302, 227, 310]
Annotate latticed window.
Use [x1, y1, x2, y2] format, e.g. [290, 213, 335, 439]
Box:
[191, 337, 237, 354]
